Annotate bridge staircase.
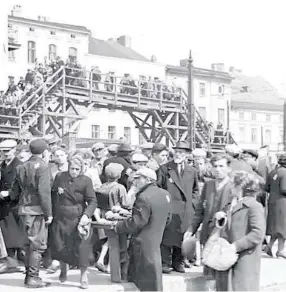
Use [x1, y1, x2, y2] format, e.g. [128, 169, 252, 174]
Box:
[0, 66, 235, 151]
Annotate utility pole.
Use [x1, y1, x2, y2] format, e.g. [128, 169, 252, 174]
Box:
[283, 99, 286, 151]
[188, 50, 195, 149]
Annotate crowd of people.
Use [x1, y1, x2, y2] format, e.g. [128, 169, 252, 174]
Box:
[0, 135, 283, 291]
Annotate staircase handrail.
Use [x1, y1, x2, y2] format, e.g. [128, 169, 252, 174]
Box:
[18, 66, 64, 111]
[181, 89, 210, 132]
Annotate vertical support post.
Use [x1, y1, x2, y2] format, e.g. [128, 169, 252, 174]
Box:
[62, 68, 66, 137]
[175, 112, 179, 142]
[42, 84, 46, 135]
[159, 82, 163, 111]
[261, 125, 264, 148]
[188, 50, 195, 150]
[137, 76, 141, 108]
[284, 99, 286, 151]
[114, 76, 118, 106]
[151, 115, 156, 142]
[89, 69, 93, 102]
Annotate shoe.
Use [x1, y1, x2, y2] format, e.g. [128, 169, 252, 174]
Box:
[276, 251, 286, 259]
[172, 263, 185, 273]
[80, 278, 89, 289]
[184, 259, 192, 268]
[0, 264, 22, 274]
[25, 277, 51, 288]
[264, 246, 273, 257]
[46, 261, 60, 274]
[162, 266, 172, 274]
[59, 263, 68, 283]
[95, 262, 107, 273]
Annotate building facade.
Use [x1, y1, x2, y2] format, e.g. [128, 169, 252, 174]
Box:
[229, 69, 283, 151]
[165, 63, 233, 128]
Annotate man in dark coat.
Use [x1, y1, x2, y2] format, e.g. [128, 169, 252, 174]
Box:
[157, 141, 199, 273]
[0, 139, 24, 273]
[9, 139, 52, 288]
[101, 143, 133, 188]
[115, 168, 172, 291]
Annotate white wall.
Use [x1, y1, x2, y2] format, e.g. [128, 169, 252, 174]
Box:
[230, 109, 283, 150]
[84, 54, 166, 80]
[0, 4, 9, 90]
[7, 19, 89, 80]
[166, 71, 231, 126]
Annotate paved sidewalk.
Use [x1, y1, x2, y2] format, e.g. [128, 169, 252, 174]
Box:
[0, 255, 285, 291]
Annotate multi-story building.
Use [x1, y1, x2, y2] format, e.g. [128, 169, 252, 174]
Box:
[229, 68, 283, 151]
[165, 62, 233, 127]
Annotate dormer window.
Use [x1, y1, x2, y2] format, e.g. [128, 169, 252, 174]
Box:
[29, 27, 35, 32]
[240, 86, 249, 93]
[71, 34, 76, 39]
[50, 31, 56, 35]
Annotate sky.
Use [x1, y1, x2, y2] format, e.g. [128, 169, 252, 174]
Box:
[6, 0, 286, 89]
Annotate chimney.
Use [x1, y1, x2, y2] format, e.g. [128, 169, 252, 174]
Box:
[180, 59, 189, 68]
[151, 55, 157, 62]
[211, 63, 225, 72]
[229, 66, 242, 74]
[117, 35, 131, 48]
[11, 4, 22, 16]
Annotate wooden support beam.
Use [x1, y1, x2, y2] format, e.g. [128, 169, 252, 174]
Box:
[153, 111, 175, 145]
[45, 112, 84, 119]
[128, 112, 149, 141]
[68, 98, 81, 116]
[48, 116, 61, 137]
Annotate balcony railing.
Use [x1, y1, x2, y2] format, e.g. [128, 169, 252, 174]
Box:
[8, 28, 18, 44]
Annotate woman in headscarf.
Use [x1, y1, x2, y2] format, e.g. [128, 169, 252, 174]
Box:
[265, 154, 286, 259]
[216, 171, 266, 291]
[50, 154, 97, 289]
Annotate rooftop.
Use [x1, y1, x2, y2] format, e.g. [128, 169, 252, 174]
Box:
[231, 72, 283, 105]
[166, 64, 233, 82]
[231, 100, 283, 112]
[8, 15, 90, 34]
[88, 37, 150, 62]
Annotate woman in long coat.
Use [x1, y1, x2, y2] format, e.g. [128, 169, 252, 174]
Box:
[50, 155, 97, 289]
[265, 154, 286, 258]
[216, 171, 266, 291]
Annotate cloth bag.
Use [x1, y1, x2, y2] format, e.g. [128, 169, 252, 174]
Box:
[202, 211, 238, 271]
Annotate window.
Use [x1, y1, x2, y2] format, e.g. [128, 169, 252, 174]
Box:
[71, 34, 76, 39]
[29, 27, 35, 32]
[239, 112, 244, 120]
[28, 41, 36, 63]
[68, 47, 77, 63]
[238, 127, 246, 143]
[251, 112, 256, 121]
[108, 126, 116, 140]
[218, 108, 225, 125]
[91, 125, 100, 139]
[198, 107, 206, 120]
[50, 31, 56, 35]
[139, 132, 146, 145]
[199, 83, 206, 96]
[265, 129, 271, 144]
[218, 84, 225, 96]
[48, 44, 57, 61]
[124, 127, 131, 143]
[266, 114, 271, 122]
[8, 50, 15, 61]
[251, 128, 258, 143]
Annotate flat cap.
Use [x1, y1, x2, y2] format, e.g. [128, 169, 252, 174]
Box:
[192, 148, 207, 158]
[107, 144, 118, 153]
[140, 142, 154, 150]
[152, 143, 167, 152]
[133, 168, 157, 181]
[92, 142, 105, 151]
[29, 139, 48, 155]
[132, 153, 149, 163]
[105, 163, 124, 179]
[243, 149, 258, 159]
[225, 144, 242, 155]
[117, 143, 133, 152]
[0, 139, 17, 150]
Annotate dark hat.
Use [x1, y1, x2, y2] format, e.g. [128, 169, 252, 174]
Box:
[29, 139, 48, 155]
[152, 143, 167, 152]
[243, 149, 258, 159]
[117, 143, 133, 152]
[173, 141, 191, 151]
